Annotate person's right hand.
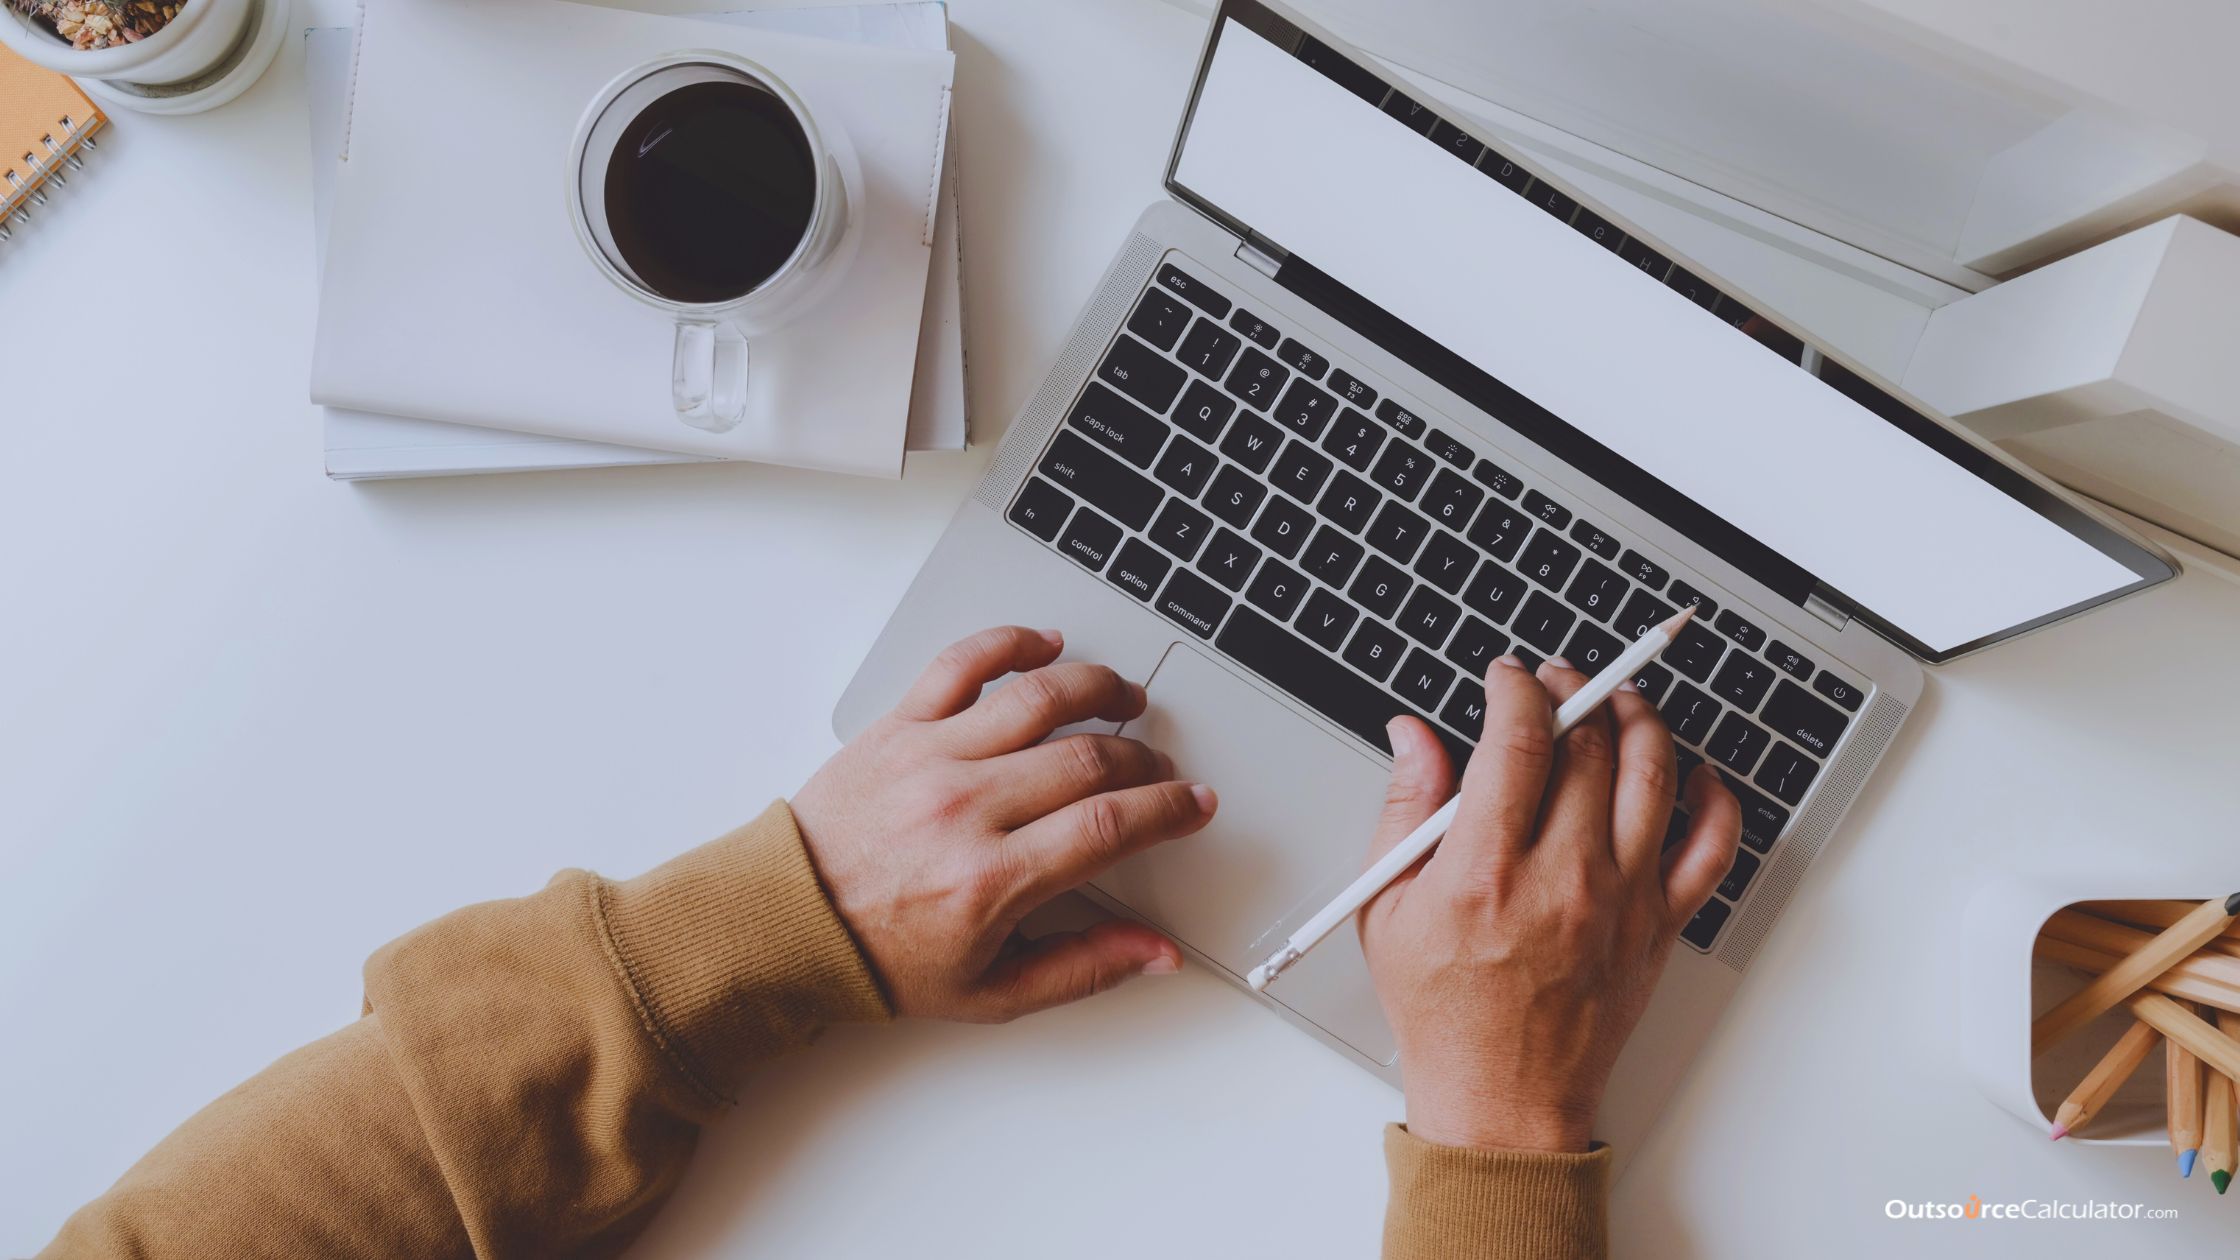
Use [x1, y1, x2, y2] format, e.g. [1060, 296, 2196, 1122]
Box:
[1358, 656, 1741, 1153]
[790, 625, 1216, 1025]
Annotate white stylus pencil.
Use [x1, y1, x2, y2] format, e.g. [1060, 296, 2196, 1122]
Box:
[1245, 605, 1698, 992]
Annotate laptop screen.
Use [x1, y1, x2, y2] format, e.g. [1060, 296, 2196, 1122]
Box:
[1166, 6, 2169, 660]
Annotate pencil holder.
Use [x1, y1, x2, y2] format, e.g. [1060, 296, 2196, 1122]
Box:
[1961, 876, 2211, 1146]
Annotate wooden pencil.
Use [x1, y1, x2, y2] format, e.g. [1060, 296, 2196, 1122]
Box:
[2044, 911, 2240, 989]
[2050, 1019, 2162, 1140]
[2205, 1012, 2236, 1196]
[2131, 992, 2240, 1084]
[2169, 1000, 2206, 1177]
[2035, 936, 2240, 1015]
[2034, 894, 2240, 1056]
[2082, 901, 2240, 959]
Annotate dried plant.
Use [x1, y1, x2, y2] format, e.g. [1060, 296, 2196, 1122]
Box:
[6, 0, 184, 51]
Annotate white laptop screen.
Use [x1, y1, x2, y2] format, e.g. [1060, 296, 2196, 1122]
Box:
[1169, 12, 2156, 657]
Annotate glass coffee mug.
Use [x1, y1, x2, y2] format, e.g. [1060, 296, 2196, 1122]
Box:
[568, 53, 856, 433]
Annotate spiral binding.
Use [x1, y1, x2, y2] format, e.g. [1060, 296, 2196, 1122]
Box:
[1, 112, 100, 243]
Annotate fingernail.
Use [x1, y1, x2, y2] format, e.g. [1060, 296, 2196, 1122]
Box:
[1038, 628, 1064, 649]
[1141, 955, 1181, 976]
[1493, 655, 1525, 671]
[1190, 783, 1218, 813]
[1617, 679, 1639, 694]
[1548, 656, 1573, 670]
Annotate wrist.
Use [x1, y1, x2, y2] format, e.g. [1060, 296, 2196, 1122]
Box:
[1403, 1080, 1596, 1154]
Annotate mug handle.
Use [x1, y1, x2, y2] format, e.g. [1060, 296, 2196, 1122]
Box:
[672, 320, 750, 432]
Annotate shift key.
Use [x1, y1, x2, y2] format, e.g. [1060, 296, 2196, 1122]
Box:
[1037, 431, 1163, 530]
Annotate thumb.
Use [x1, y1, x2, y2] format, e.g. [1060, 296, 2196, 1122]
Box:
[1368, 716, 1455, 867]
[975, 919, 1181, 1021]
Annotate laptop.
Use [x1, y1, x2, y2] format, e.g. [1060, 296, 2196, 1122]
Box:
[836, 0, 2177, 1163]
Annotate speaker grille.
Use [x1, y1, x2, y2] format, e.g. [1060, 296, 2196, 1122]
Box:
[974, 232, 1167, 514]
[1714, 689, 1910, 971]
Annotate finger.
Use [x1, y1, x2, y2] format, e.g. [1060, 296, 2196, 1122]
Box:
[1533, 657, 1618, 862]
[1662, 764, 1742, 926]
[1002, 781, 1216, 910]
[1358, 717, 1453, 930]
[894, 626, 1065, 721]
[943, 662, 1148, 758]
[980, 734, 1174, 827]
[1436, 655, 1553, 870]
[1606, 682, 1678, 879]
[974, 919, 1182, 1021]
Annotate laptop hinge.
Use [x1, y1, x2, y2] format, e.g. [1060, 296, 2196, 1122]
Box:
[1236, 239, 1284, 278]
[1803, 589, 1852, 631]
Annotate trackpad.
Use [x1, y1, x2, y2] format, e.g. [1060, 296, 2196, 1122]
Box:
[1098, 643, 1399, 1065]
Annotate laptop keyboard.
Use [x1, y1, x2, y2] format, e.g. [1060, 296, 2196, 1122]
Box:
[1008, 260, 1869, 952]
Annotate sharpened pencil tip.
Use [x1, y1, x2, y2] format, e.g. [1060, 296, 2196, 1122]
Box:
[2214, 1169, 2231, 1195]
[1656, 605, 1698, 636]
[2048, 1124, 2068, 1142]
[2179, 1149, 2198, 1178]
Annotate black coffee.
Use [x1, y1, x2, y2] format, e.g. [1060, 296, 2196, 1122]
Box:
[603, 79, 817, 306]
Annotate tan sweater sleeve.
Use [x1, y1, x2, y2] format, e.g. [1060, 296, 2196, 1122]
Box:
[1382, 1124, 1612, 1260]
[40, 800, 891, 1260]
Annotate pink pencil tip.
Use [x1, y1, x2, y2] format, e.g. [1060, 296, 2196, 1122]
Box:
[2048, 1125, 2069, 1142]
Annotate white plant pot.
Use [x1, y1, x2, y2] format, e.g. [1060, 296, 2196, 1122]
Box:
[0, 0, 289, 114]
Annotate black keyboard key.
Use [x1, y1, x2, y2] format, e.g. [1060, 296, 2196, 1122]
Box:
[1302, 526, 1364, 587]
[1327, 369, 1377, 408]
[1563, 559, 1629, 622]
[1571, 207, 1623, 252]
[1718, 849, 1760, 903]
[1706, 712, 1769, 774]
[1126, 289, 1193, 351]
[1714, 608, 1767, 651]
[1423, 428, 1473, 468]
[1008, 477, 1072, 541]
[1568, 519, 1620, 560]
[1666, 622, 1726, 682]
[1629, 660, 1673, 705]
[1068, 383, 1170, 469]
[1441, 678, 1488, 739]
[1661, 681, 1720, 744]
[1246, 558, 1310, 621]
[1218, 411, 1285, 474]
[1512, 590, 1578, 655]
[1381, 92, 1439, 135]
[1562, 622, 1623, 673]
[1710, 653, 1776, 712]
[1370, 442, 1435, 501]
[1153, 434, 1216, 497]
[1272, 379, 1339, 439]
[1517, 529, 1583, 592]
[1521, 488, 1572, 529]
[1251, 495, 1314, 559]
[1318, 471, 1382, 534]
[1753, 741, 1819, 806]
[1722, 776, 1789, 853]
[1197, 527, 1262, 592]
[1297, 588, 1358, 650]
[1532, 183, 1578, 222]
[1427, 118, 1485, 165]
[1512, 649, 1544, 674]
[1462, 562, 1526, 625]
[1223, 348, 1289, 412]
[1394, 648, 1458, 711]
[1398, 586, 1461, 649]
[1203, 465, 1267, 528]
[1219, 608, 1414, 756]
[1411, 528, 1478, 594]
[1471, 459, 1524, 500]
[1176, 318, 1243, 379]
[1156, 569, 1230, 639]
[1616, 236, 1670, 282]
[1419, 468, 1485, 532]
[1680, 898, 1731, 950]
[1375, 398, 1427, 438]
[1038, 432, 1161, 530]
[1812, 670, 1865, 712]
[1059, 507, 1122, 572]
[1343, 619, 1407, 683]
[1106, 537, 1171, 602]
[1098, 335, 1186, 412]
[1614, 589, 1677, 641]
[1466, 504, 1531, 562]
[1228, 307, 1279, 348]
[1276, 337, 1328, 380]
[1761, 680, 1847, 758]
[1269, 440, 1335, 505]
[1366, 500, 1433, 564]
[1667, 580, 1718, 621]
[1321, 408, 1384, 472]
[1765, 640, 1816, 681]
[1445, 617, 1508, 678]
[1665, 265, 1720, 311]
[1617, 549, 1668, 589]
[1148, 498, 1213, 562]
[1172, 380, 1235, 443]
[1482, 151, 1532, 193]
[1155, 263, 1230, 318]
[1349, 556, 1413, 619]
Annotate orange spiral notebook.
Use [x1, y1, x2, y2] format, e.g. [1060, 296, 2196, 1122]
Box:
[0, 41, 105, 241]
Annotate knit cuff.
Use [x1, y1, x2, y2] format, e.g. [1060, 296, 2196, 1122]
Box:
[594, 800, 892, 1106]
[1382, 1123, 1611, 1260]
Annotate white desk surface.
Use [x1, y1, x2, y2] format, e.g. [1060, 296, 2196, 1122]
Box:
[6, 1, 2239, 1255]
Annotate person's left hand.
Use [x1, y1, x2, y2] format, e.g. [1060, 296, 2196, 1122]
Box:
[791, 626, 1216, 1023]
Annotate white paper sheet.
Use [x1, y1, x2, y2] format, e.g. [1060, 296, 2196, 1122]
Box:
[1174, 21, 2135, 652]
